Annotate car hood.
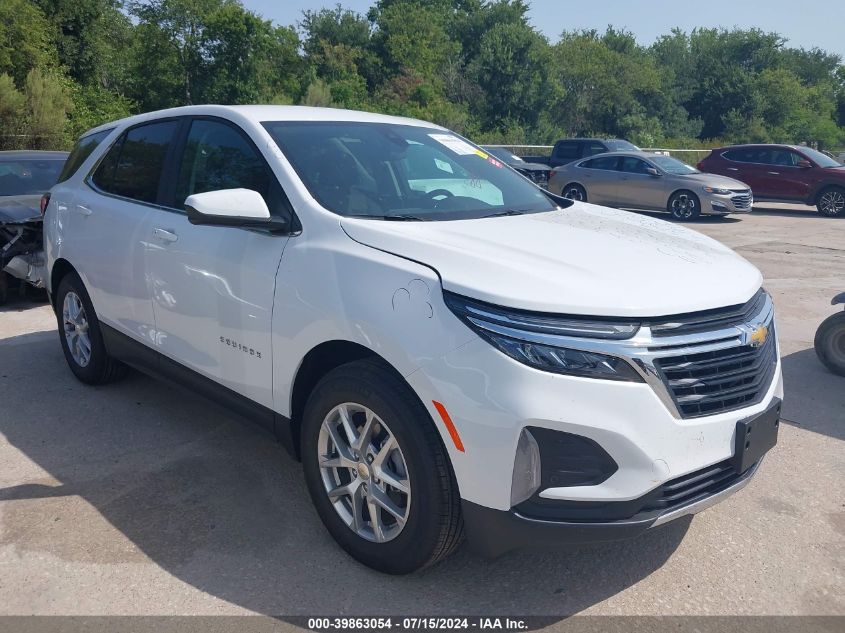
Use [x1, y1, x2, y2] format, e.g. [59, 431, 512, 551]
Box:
[674, 173, 750, 189]
[341, 203, 762, 317]
[0, 195, 42, 224]
[513, 162, 550, 172]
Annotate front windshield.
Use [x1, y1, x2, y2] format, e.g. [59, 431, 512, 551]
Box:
[607, 140, 640, 151]
[650, 155, 699, 175]
[264, 122, 556, 220]
[800, 147, 841, 168]
[0, 159, 64, 196]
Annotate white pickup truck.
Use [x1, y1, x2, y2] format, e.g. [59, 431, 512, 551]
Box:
[43, 105, 783, 573]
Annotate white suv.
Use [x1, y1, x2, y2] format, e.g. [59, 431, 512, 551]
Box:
[44, 105, 783, 574]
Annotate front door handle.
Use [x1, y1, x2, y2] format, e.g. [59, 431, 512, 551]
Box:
[153, 228, 178, 243]
[727, 167, 739, 171]
[75, 204, 92, 216]
[767, 171, 780, 175]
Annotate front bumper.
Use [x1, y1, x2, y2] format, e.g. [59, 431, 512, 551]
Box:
[463, 459, 762, 557]
[703, 191, 753, 215]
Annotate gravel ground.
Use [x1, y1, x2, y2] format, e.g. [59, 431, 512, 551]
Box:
[0, 203, 842, 622]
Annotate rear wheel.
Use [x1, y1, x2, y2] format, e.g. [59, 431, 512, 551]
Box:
[301, 359, 463, 574]
[668, 190, 701, 220]
[814, 312, 845, 376]
[816, 186, 845, 217]
[56, 272, 127, 384]
[562, 183, 587, 202]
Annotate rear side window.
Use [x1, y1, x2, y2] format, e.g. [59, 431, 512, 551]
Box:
[723, 148, 766, 163]
[554, 142, 581, 160]
[92, 121, 178, 204]
[58, 130, 111, 183]
[581, 156, 619, 171]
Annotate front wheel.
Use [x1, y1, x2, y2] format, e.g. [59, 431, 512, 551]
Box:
[668, 190, 701, 220]
[301, 359, 463, 574]
[815, 312, 845, 376]
[816, 186, 845, 217]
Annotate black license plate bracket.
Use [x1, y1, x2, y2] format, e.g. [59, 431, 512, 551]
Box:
[733, 398, 781, 474]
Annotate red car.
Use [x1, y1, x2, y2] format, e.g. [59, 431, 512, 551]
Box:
[697, 144, 845, 217]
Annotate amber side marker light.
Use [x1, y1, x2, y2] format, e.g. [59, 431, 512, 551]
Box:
[432, 400, 465, 453]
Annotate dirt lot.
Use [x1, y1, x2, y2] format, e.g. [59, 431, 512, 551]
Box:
[0, 203, 843, 620]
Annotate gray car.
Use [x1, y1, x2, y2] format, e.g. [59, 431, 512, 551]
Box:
[549, 151, 753, 220]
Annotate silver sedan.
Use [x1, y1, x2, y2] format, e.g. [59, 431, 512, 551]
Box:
[549, 151, 753, 220]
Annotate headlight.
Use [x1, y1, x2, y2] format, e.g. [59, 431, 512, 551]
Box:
[703, 186, 731, 194]
[444, 292, 643, 382]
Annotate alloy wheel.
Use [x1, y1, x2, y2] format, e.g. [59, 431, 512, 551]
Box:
[317, 403, 411, 543]
[819, 190, 845, 216]
[564, 186, 585, 201]
[672, 194, 696, 219]
[62, 291, 92, 367]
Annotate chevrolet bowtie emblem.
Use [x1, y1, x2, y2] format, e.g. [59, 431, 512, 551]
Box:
[749, 324, 769, 348]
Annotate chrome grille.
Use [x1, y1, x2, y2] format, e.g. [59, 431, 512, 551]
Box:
[649, 289, 767, 337]
[654, 324, 777, 418]
[730, 190, 753, 210]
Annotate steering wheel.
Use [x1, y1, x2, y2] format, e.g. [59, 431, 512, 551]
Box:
[426, 189, 455, 201]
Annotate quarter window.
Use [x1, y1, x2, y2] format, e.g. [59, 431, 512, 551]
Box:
[59, 130, 111, 183]
[92, 121, 178, 203]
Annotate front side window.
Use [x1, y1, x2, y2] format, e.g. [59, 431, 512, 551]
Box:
[59, 130, 111, 183]
[580, 156, 619, 171]
[554, 142, 581, 160]
[585, 142, 608, 157]
[767, 149, 803, 167]
[264, 122, 556, 220]
[620, 157, 650, 174]
[0, 159, 65, 196]
[176, 120, 270, 205]
[92, 120, 178, 203]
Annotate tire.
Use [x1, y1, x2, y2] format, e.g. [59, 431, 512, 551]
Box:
[668, 190, 701, 220]
[816, 186, 845, 217]
[56, 272, 127, 384]
[561, 183, 587, 202]
[814, 312, 845, 376]
[301, 359, 463, 574]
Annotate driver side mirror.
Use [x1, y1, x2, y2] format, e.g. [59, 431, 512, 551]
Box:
[646, 167, 661, 177]
[185, 189, 289, 232]
[796, 159, 812, 168]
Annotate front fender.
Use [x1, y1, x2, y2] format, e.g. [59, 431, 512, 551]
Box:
[271, 232, 475, 418]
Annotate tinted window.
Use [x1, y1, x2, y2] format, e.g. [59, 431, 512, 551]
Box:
[93, 121, 178, 203]
[554, 141, 581, 160]
[650, 155, 699, 175]
[799, 147, 841, 168]
[265, 121, 555, 221]
[606, 140, 639, 151]
[58, 130, 111, 183]
[723, 148, 768, 163]
[767, 149, 803, 167]
[584, 142, 608, 157]
[620, 157, 650, 174]
[0, 159, 65, 196]
[176, 120, 270, 205]
[580, 156, 619, 171]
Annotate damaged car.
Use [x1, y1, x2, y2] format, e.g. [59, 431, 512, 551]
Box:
[0, 150, 68, 304]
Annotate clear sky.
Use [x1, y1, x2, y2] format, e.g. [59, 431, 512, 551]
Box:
[247, 0, 845, 58]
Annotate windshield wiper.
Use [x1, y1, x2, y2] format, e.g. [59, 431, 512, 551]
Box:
[347, 213, 428, 221]
[482, 209, 531, 218]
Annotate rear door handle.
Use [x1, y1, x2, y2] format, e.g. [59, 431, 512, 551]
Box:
[153, 228, 178, 243]
[767, 171, 780, 175]
[727, 167, 739, 171]
[75, 204, 92, 216]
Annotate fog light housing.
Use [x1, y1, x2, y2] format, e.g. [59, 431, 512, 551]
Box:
[511, 428, 541, 506]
